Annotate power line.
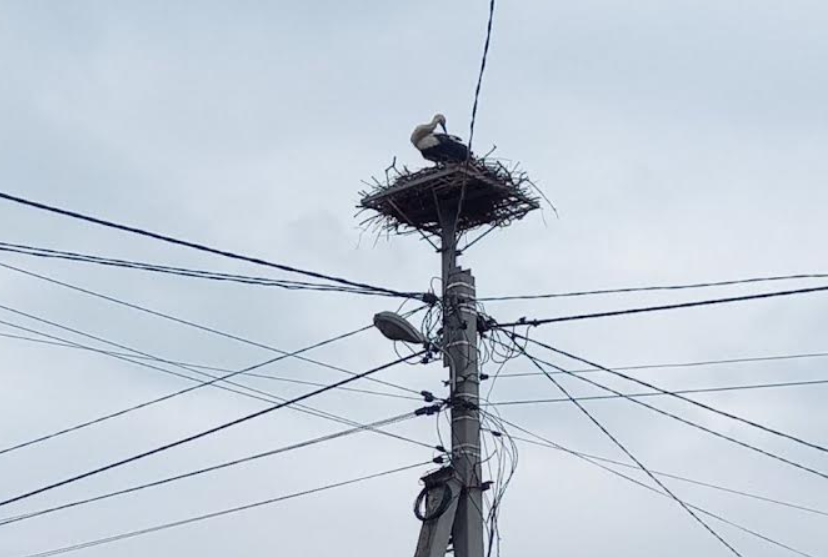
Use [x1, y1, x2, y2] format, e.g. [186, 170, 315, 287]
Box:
[0, 313, 308, 404]
[511, 341, 743, 556]
[0, 304, 382, 425]
[519, 335, 828, 456]
[0, 296, 418, 401]
[479, 274, 828, 302]
[0, 190, 420, 299]
[496, 350, 828, 379]
[0, 261, 423, 396]
[0, 329, 421, 403]
[467, 0, 497, 153]
[509, 435, 828, 518]
[488, 377, 828, 406]
[492, 284, 828, 328]
[13, 461, 430, 557]
[0, 321, 432, 461]
[0, 411, 427, 527]
[0, 350, 425, 509]
[0, 304, 371, 396]
[0, 318, 427, 458]
[451, 0, 498, 234]
[0, 242, 397, 297]
[509, 345, 828, 482]
[0, 267, 430, 458]
[491, 415, 818, 557]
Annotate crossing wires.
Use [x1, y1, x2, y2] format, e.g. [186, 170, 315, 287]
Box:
[0, 190, 421, 300]
[12, 461, 432, 557]
[0, 350, 425, 509]
[506, 335, 744, 556]
[0, 410, 431, 527]
[516, 334, 828, 456]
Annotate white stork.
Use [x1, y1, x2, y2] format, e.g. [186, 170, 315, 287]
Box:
[410, 114, 470, 163]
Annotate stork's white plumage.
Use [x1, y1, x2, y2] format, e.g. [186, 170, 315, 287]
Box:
[411, 114, 447, 148]
[411, 114, 469, 163]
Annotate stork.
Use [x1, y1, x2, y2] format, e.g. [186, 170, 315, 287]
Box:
[411, 114, 470, 163]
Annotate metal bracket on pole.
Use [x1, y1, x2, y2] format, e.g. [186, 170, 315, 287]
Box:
[413, 467, 461, 557]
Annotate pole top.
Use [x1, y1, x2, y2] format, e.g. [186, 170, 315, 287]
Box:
[359, 159, 539, 237]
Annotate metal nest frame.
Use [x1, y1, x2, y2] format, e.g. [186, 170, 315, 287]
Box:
[358, 156, 541, 237]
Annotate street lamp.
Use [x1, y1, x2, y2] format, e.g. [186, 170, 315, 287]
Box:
[373, 311, 426, 345]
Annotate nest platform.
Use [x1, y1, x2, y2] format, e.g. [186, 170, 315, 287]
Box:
[359, 158, 540, 236]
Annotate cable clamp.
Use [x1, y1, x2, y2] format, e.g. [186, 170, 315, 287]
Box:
[421, 390, 436, 403]
[415, 403, 442, 417]
[422, 292, 440, 305]
[445, 396, 479, 412]
[478, 315, 497, 332]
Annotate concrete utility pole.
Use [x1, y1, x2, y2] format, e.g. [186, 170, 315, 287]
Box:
[439, 212, 484, 557]
[360, 157, 539, 557]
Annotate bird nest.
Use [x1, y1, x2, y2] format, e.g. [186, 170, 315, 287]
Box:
[358, 157, 541, 236]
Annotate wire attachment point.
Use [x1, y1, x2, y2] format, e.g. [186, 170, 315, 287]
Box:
[415, 404, 443, 417]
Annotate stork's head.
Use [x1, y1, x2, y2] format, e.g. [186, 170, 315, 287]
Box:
[432, 113, 447, 133]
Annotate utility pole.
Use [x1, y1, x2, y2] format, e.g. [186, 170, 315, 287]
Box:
[360, 158, 539, 557]
[440, 211, 484, 557]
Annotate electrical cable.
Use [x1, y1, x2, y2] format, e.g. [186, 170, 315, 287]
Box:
[0, 328, 422, 402]
[495, 350, 828, 379]
[510, 341, 743, 556]
[487, 377, 828, 406]
[508, 345, 828, 482]
[450, 0, 497, 234]
[493, 284, 828, 328]
[467, 0, 496, 153]
[0, 410, 426, 527]
[0, 190, 420, 299]
[13, 461, 431, 557]
[0, 242, 401, 297]
[0, 315, 310, 411]
[0, 298, 420, 399]
[477, 402, 517, 557]
[479, 274, 828, 302]
[0, 308, 382, 450]
[0, 319, 426, 458]
[413, 482, 453, 522]
[0, 277, 432, 462]
[0, 350, 426, 509]
[435, 296, 501, 551]
[491, 414, 817, 557]
[0, 261, 425, 396]
[519, 334, 828, 456]
[509, 435, 828, 518]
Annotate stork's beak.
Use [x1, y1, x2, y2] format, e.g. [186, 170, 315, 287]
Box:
[439, 122, 447, 133]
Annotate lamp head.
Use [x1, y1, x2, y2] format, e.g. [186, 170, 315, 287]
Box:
[373, 311, 426, 345]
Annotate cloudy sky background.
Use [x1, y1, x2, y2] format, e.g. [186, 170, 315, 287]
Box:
[0, 1, 827, 555]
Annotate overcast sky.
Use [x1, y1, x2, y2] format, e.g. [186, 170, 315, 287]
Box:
[1, 1, 827, 556]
